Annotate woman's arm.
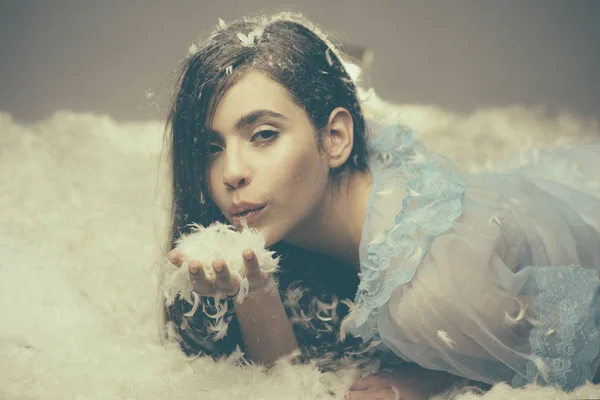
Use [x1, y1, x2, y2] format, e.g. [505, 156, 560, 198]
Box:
[234, 284, 298, 366]
[170, 249, 298, 367]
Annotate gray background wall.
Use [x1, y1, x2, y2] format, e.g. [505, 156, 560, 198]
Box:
[1, 0, 598, 123]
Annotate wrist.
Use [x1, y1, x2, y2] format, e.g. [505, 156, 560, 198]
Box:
[230, 275, 278, 304]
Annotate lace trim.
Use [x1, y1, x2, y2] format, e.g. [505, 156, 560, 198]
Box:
[512, 267, 600, 390]
[350, 124, 465, 339]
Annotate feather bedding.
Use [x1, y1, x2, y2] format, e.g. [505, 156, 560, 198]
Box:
[1, 104, 599, 399]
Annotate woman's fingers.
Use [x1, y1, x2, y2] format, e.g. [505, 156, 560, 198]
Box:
[188, 260, 205, 278]
[242, 249, 261, 282]
[171, 250, 265, 297]
[213, 259, 238, 296]
[167, 250, 184, 267]
[189, 261, 216, 294]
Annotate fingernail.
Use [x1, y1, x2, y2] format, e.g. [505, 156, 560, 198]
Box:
[189, 264, 199, 274]
[213, 262, 223, 272]
[243, 250, 254, 260]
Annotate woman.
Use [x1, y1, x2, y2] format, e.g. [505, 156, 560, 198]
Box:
[161, 12, 600, 399]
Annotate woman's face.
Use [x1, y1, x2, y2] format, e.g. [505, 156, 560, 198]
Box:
[207, 70, 331, 246]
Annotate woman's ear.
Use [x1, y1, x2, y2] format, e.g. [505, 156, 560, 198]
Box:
[323, 107, 354, 169]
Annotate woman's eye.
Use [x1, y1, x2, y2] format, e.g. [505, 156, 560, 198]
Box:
[251, 130, 279, 143]
[208, 144, 222, 155]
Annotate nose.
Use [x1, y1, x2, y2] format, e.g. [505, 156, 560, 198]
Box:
[221, 147, 250, 190]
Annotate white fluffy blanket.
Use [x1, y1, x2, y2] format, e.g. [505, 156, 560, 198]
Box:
[1, 106, 599, 399]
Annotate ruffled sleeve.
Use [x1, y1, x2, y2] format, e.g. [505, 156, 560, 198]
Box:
[350, 122, 465, 338]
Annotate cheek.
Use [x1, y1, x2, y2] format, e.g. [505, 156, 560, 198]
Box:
[282, 151, 328, 196]
[206, 169, 222, 205]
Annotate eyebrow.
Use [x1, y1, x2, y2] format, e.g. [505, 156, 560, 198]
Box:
[208, 109, 288, 138]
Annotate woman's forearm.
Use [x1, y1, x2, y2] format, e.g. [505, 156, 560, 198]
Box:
[234, 286, 298, 366]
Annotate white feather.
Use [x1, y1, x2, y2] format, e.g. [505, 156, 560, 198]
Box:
[325, 48, 334, 66]
[437, 330, 456, 349]
[183, 292, 201, 317]
[408, 247, 423, 264]
[533, 357, 550, 383]
[376, 186, 394, 197]
[338, 299, 356, 343]
[188, 43, 199, 55]
[489, 214, 503, 227]
[160, 222, 280, 307]
[504, 297, 527, 326]
[237, 32, 253, 47]
[545, 327, 556, 336]
[407, 188, 422, 197]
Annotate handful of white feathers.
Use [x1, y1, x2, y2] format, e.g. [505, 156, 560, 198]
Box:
[161, 222, 280, 334]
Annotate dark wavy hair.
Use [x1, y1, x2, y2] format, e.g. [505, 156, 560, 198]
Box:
[159, 13, 373, 366]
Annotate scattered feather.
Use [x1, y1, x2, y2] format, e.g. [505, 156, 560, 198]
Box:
[407, 188, 422, 197]
[208, 317, 230, 341]
[339, 299, 356, 343]
[390, 385, 401, 400]
[325, 48, 334, 66]
[342, 62, 362, 82]
[376, 186, 394, 197]
[358, 87, 376, 103]
[236, 28, 264, 47]
[226, 345, 246, 366]
[283, 283, 305, 308]
[489, 214, 503, 227]
[188, 43, 199, 55]
[533, 357, 550, 383]
[315, 313, 332, 322]
[183, 292, 201, 318]
[237, 32, 253, 47]
[408, 247, 423, 264]
[437, 330, 456, 349]
[367, 232, 387, 247]
[504, 297, 527, 326]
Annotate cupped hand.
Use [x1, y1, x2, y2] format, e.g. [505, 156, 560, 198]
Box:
[167, 249, 272, 298]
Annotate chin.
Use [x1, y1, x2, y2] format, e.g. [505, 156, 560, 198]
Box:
[261, 228, 278, 248]
[258, 223, 290, 248]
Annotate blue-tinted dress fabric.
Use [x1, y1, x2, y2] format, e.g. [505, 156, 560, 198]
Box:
[350, 121, 600, 390]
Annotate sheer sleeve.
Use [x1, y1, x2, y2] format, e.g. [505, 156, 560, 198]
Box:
[350, 122, 600, 390]
[376, 205, 600, 389]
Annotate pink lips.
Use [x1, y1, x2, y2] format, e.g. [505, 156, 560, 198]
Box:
[228, 201, 265, 216]
[230, 204, 267, 226]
